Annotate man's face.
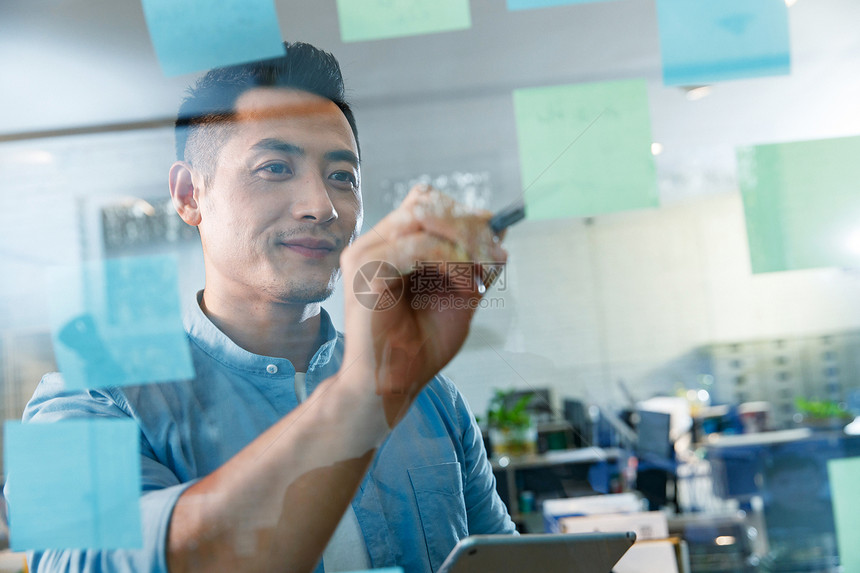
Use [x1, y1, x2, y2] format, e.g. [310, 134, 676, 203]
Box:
[195, 87, 363, 305]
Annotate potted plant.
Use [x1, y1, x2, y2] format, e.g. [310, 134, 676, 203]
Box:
[487, 389, 538, 457]
[794, 397, 853, 431]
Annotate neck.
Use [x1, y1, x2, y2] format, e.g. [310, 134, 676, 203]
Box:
[200, 287, 325, 372]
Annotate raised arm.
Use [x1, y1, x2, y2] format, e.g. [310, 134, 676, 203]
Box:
[167, 186, 507, 573]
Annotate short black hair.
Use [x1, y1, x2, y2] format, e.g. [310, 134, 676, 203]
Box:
[175, 41, 359, 174]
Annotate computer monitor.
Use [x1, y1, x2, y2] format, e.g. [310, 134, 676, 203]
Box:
[562, 398, 591, 448]
[506, 388, 553, 421]
[636, 409, 673, 464]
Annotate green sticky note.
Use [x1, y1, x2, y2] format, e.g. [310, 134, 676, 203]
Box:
[738, 135, 860, 273]
[4, 419, 142, 550]
[828, 457, 860, 571]
[336, 0, 471, 43]
[513, 79, 659, 221]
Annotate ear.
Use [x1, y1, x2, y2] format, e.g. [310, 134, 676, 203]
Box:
[169, 161, 202, 226]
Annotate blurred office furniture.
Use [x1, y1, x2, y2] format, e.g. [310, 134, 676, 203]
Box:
[700, 330, 860, 428]
[535, 420, 575, 453]
[635, 409, 677, 511]
[562, 399, 592, 449]
[558, 510, 668, 539]
[706, 429, 860, 571]
[503, 387, 553, 423]
[547, 495, 690, 573]
[543, 493, 643, 533]
[615, 538, 688, 573]
[491, 447, 627, 530]
[668, 512, 758, 573]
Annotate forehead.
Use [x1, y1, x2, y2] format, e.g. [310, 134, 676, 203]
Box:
[230, 87, 357, 153]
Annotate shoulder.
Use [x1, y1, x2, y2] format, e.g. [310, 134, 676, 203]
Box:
[23, 372, 132, 422]
[415, 374, 473, 432]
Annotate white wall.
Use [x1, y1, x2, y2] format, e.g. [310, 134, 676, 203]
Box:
[443, 192, 860, 417]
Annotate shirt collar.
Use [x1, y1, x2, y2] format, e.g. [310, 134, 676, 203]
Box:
[184, 290, 339, 376]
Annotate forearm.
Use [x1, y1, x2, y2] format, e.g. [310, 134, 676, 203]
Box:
[167, 370, 390, 573]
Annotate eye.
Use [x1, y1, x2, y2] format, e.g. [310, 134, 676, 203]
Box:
[329, 171, 358, 189]
[258, 161, 293, 179]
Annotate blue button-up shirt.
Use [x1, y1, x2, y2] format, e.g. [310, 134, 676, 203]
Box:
[8, 296, 515, 572]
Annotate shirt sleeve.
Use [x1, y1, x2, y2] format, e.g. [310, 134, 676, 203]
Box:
[3, 373, 195, 573]
[449, 381, 518, 536]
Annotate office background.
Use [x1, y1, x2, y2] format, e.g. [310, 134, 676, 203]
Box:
[2, 0, 860, 568]
[3, 0, 860, 433]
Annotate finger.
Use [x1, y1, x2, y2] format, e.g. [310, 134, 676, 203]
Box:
[353, 231, 472, 277]
[402, 187, 505, 265]
[342, 186, 507, 294]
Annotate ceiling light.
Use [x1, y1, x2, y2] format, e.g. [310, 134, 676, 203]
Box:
[651, 143, 664, 156]
[685, 86, 712, 101]
[846, 230, 860, 256]
[12, 150, 54, 165]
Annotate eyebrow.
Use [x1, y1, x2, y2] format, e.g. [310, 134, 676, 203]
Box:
[251, 138, 360, 167]
[325, 149, 360, 168]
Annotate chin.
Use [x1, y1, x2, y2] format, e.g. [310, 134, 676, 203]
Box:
[278, 277, 337, 305]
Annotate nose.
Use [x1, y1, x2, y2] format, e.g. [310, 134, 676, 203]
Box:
[291, 171, 337, 223]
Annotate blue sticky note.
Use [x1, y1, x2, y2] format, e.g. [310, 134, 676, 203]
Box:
[3, 419, 142, 550]
[141, 0, 286, 76]
[48, 255, 194, 390]
[657, 0, 791, 86]
[507, 0, 616, 10]
[336, 0, 471, 43]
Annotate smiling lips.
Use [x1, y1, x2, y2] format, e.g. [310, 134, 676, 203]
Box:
[280, 237, 337, 259]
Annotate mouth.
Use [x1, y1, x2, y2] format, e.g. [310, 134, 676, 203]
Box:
[279, 238, 337, 260]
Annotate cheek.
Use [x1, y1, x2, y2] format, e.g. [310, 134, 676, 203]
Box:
[340, 195, 363, 236]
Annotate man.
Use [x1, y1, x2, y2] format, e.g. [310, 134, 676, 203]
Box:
[9, 42, 514, 572]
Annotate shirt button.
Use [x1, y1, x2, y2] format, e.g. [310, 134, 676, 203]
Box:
[266, 364, 278, 374]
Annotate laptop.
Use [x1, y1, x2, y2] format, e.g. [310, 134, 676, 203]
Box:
[437, 531, 636, 573]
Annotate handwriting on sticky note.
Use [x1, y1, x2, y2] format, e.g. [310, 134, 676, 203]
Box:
[513, 79, 658, 221]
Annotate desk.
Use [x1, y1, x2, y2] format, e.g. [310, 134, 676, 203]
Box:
[705, 430, 860, 571]
[704, 429, 860, 499]
[491, 447, 627, 520]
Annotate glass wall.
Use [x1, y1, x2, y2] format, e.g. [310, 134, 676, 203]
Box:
[2, 0, 860, 571]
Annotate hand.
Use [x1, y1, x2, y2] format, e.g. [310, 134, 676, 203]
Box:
[339, 185, 507, 426]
